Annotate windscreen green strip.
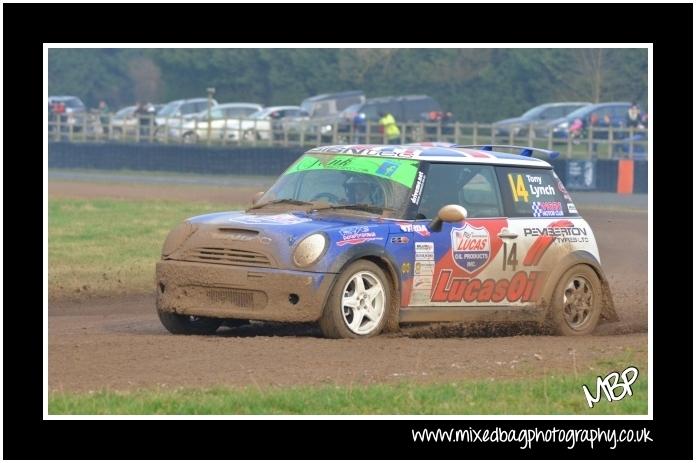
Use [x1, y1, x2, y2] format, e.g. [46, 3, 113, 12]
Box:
[285, 155, 420, 187]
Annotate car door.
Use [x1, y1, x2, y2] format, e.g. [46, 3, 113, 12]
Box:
[494, 166, 589, 306]
[405, 162, 511, 307]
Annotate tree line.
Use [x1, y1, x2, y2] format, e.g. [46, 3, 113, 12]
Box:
[48, 48, 647, 122]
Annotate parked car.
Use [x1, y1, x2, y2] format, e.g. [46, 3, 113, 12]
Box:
[300, 90, 366, 136]
[48, 95, 87, 133]
[336, 95, 445, 141]
[170, 103, 263, 142]
[110, 105, 138, 136]
[541, 102, 632, 140]
[492, 102, 591, 138]
[156, 143, 617, 338]
[238, 106, 310, 141]
[154, 98, 219, 138]
[301, 90, 365, 119]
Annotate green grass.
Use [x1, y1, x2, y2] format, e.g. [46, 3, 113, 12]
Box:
[49, 366, 648, 415]
[48, 198, 238, 299]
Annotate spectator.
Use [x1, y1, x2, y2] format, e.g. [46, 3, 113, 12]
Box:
[134, 101, 151, 138]
[378, 111, 401, 144]
[98, 100, 110, 135]
[626, 102, 645, 129]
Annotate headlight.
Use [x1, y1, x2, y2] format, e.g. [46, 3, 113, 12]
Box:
[293, 233, 327, 267]
[162, 222, 197, 257]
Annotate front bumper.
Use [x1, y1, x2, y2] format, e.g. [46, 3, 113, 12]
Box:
[156, 260, 336, 322]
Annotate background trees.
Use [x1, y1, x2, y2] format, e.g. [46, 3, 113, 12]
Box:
[48, 48, 648, 122]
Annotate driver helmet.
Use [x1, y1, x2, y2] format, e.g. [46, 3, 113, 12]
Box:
[343, 175, 379, 204]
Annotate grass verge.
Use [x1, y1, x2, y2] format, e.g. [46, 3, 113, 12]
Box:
[50, 359, 647, 415]
[48, 197, 237, 299]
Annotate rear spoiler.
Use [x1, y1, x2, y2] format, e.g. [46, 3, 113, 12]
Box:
[456, 144, 560, 160]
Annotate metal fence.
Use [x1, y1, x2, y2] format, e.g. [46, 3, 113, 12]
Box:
[47, 113, 648, 160]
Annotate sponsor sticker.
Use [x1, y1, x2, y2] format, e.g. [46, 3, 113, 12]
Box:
[390, 236, 409, 244]
[410, 171, 426, 204]
[414, 261, 434, 275]
[415, 242, 434, 252]
[413, 275, 432, 290]
[228, 214, 311, 225]
[451, 223, 491, 273]
[398, 223, 430, 237]
[337, 226, 383, 246]
[531, 201, 564, 217]
[431, 269, 545, 303]
[415, 242, 435, 261]
[567, 202, 578, 214]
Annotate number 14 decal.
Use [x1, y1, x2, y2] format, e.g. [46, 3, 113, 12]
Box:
[502, 242, 518, 271]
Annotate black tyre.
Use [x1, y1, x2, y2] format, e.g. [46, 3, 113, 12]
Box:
[549, 264, 602, 336]
[319, 260, 391, 339]
[157, 309, 222, 335]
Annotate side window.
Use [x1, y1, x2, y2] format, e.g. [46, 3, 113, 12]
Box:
[361, 104, 379, 120]
[179, 102, 196, 114]
[417, 164, 503, 219]
[496, 167, 576, 217]
[544, 107, 565, 119]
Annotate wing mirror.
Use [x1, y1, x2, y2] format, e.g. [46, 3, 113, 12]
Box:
[251, 191, 265, 205]
[428, 204, 467, 232]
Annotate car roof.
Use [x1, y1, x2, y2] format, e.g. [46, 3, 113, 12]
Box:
[263, 105, 302, 110]
[216, 102, 263, 109]
[302, 90, 364, 103]
[167, 98, 211, 104]
[306, 144, 553, 167]
[364, 95, 434, 103]
[538, 101, 592, 107]
[48, 96, 83, 101]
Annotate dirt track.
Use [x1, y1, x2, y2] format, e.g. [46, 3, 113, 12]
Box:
[48, 182, 648, 392]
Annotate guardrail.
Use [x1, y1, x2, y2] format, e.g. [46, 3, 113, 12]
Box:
[47, 114, 648, 160]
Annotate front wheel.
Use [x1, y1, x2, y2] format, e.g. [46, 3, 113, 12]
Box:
[319, 260, 391, 339]
[549, 264, 602, 336]
[157, 309, 222, 335]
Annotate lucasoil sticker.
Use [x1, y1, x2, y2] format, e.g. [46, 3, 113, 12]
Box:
[451, 223, 491, 273]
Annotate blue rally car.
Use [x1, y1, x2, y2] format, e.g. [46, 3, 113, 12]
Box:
[156, 143, 617, 338]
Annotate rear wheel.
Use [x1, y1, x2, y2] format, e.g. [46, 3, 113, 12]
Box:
[319, 260, 390, 339]
[549, 264, 602, 335]
[157, 309, 222, 335]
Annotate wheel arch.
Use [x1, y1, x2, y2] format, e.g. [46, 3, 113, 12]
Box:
[541, 250, 618, 322]
[322, 245, 401, 332]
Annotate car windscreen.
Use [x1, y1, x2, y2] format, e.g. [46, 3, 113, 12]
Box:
[259, 153, 421, 218]
[158, 102, 179, 117]
[521, 105, 547, 119]
[64, 98, 85, 109]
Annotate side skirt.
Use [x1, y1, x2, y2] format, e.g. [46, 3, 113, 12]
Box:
[399, 305, 546, 323]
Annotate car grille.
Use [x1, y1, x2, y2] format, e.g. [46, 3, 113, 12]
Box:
[206, 288, 254, 308]
[183, 247, 273, 268]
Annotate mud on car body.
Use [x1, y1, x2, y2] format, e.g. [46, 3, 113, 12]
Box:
[156, 143, 617, 338]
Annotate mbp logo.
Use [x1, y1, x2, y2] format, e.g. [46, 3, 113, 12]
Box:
[582, 366, 639, 408]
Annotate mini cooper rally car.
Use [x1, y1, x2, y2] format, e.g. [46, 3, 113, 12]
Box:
[156, 143, 617, 338]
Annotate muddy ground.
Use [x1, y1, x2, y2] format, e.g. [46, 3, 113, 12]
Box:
[48, 181, 648, 393]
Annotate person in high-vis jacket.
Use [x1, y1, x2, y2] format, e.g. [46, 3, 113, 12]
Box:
[378, 111, 401, 144]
